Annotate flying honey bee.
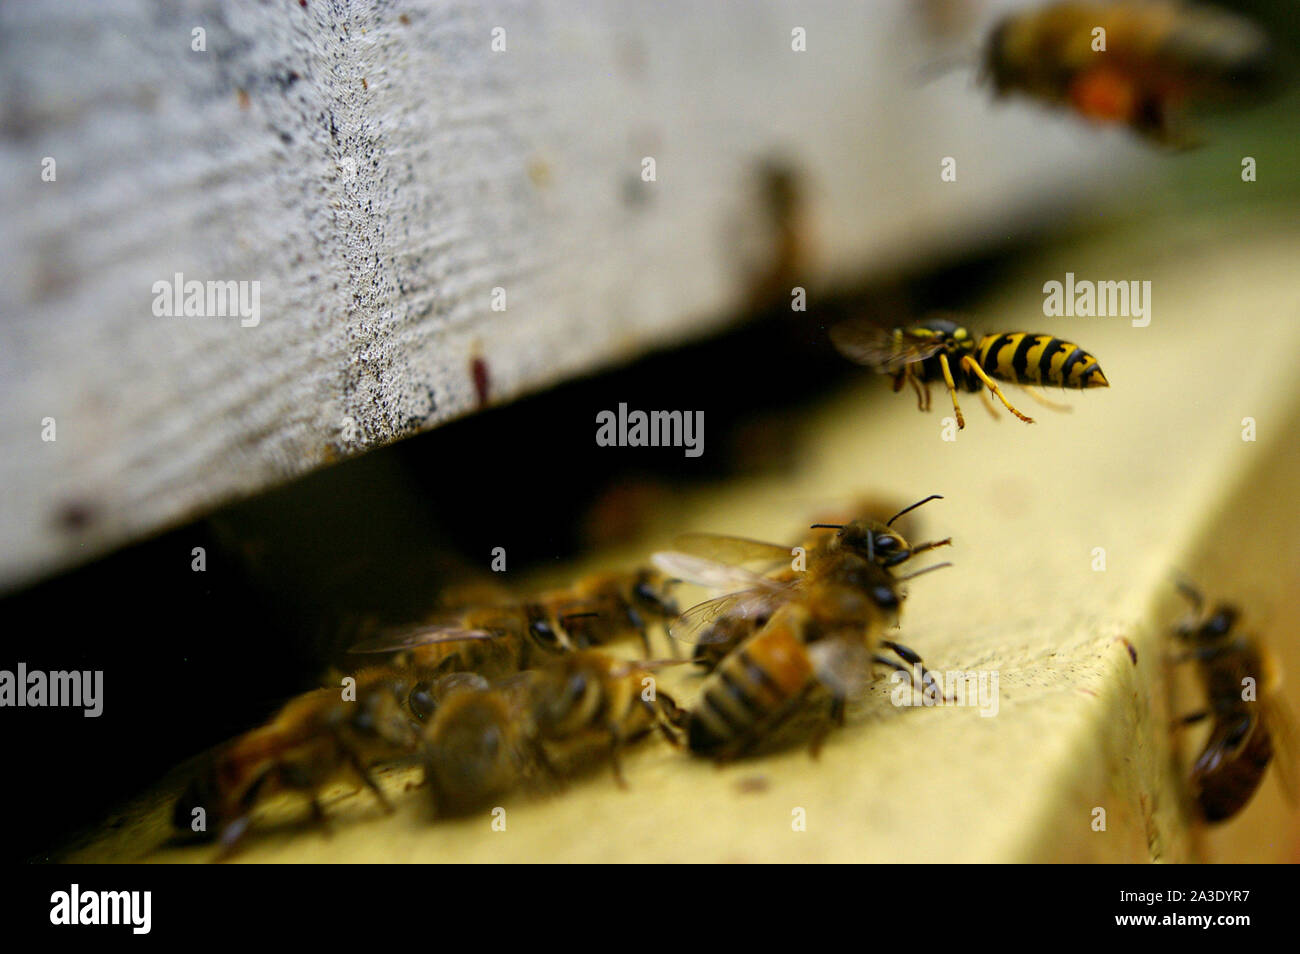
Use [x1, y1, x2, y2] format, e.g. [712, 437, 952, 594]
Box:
[981, 1, 1279, 146]
[654, 507, 952, 760]
[173, 667, 422, 857]
[348, 568, 679, 693]
[830, 314, 1108, 429]
[1172, 582, 1296, 822]
[422, 651, 685, 815]
[663, 495, 952, 671]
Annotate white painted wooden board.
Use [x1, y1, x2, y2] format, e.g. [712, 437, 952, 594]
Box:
[0, 0, 1138, 591]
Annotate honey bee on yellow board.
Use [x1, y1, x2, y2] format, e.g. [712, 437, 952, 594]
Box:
[173, 667, 422, 859]
[653, 498, 952, 761]
[346, 567, 679, 707]
[830, 314, 1108, 429]
[981, 1, 1279, 147]
[422, 651, 685, 817]
[1171, 582, 1297, 823]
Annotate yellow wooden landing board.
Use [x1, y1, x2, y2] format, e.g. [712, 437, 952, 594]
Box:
[61, 209, 1300, 863]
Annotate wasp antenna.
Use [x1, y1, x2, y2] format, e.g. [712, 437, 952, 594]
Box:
[896, 561, 953, 581]
[887, 494, 944, 526]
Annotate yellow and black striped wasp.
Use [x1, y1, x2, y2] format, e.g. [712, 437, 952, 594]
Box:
[830, 314, 1108, 429]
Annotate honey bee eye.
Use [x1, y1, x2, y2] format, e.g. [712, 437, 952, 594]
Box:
[874, 535, 898, 551]
[872, 585, 899, 609]
[530, 619, 559, 646]
[409, 682, 436, 721]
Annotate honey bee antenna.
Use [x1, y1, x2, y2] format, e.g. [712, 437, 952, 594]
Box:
[1172, 575, 1203, 612]
[560, 611, 600, 623]
[895, 561, 953, 581]
[887, 494, 944, 527]
[809, 523, 843, 530]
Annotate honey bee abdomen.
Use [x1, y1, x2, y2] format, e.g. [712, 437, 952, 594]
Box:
[1195, 716, 1273, 822]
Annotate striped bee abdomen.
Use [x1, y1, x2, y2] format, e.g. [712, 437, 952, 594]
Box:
[976, 332, 1109, 389]
[686, 608, 815, 757]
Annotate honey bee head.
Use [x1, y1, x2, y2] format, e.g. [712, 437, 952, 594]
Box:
[813, 494, 945, 569]
[979, 12, 1037, 95]
[526, 606, 573, 653]
[533, 658, 601, 738]
[425, 697, 518, 816]
[633, 569, 679, 619]
[1180, 605, 1237, 649]
[343, 678, 421, 752]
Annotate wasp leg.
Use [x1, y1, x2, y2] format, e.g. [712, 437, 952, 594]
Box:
[959, 355, 1034, 424]
[1022, 384, 1071, 411]
[892, 370, 907, 393]
[936, 353, 966, 429]
[1176, 710, 1210, 727]
[906, 369, 926, 410]
[978, 387, 1000, 419]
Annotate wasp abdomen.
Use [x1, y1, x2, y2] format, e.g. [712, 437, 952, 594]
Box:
[977, 332, 1108, 388]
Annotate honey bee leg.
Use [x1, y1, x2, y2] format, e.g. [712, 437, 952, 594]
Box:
[1177, 711, 1210, 726]
[959, 355, 1034, 424]
[808, 696, 846, 760]
[624, 606, 654, 658]
[343, 750, 394, 813]
[936, 353, 966, 429]
[605, 728, 630, 789]
[309, 795, 333, 835]
[529, 740, 566, 792]
[908, 537, 953, 557]
[648, 692, 685, 746]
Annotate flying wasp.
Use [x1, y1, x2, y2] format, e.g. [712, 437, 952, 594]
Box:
[1171, 582, 1296, 823]
[830, 314, 1108, 429]
[981, 1, 1279, 146]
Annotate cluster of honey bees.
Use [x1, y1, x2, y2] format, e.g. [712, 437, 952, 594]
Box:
[169, 1, 1291, 859]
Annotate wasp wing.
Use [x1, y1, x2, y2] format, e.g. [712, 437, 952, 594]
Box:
[830, 319, 944, 373]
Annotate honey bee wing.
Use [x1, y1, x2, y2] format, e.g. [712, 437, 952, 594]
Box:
[668, 589, 789, 645]
[829, 320, 944, 373]
[347, 624, 500, 654]
[808, 638, 875, 699]
[669, 532, 794, 567]
[651, 551, 788, 592]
